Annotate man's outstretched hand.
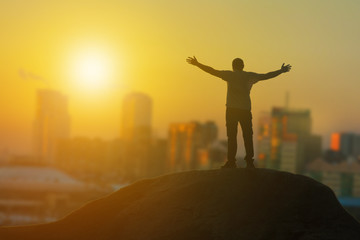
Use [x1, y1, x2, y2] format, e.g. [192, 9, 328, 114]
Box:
[281, 63, 292, 73]
[186, 56, 199, 66]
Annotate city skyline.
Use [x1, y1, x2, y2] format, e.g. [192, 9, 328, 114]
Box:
[0, 87, 359, 155]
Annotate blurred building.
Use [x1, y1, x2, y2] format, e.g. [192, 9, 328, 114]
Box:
[149, 139, 168, 177]
[257, 112, 272, 168]
[33, 89, 70, 165]
[330, 132, 360, 163]
[202, 121, 218, 146]
[168, 121, 218, 172]
[0, 166, 106, 226]
[257, 107, 322, 174]
[208, 140, 228, 169]
[55, 137, 123, 185]
[122, 92, 152, 142]
[121, 92, 152, 180]
[306, 159, 360, 198]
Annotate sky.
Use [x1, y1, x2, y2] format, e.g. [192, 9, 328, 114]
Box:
[1, 0, 360, 154]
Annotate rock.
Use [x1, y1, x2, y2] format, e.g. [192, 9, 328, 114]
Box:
[1, 168, 360, 240]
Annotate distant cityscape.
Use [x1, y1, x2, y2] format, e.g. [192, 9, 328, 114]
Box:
[0, 89, 359, 226]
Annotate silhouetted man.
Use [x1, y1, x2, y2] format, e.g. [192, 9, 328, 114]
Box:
[187, 56, 291, 168]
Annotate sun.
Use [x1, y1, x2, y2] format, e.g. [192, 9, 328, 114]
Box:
[78, 56, 107, 85]
[70, 48, 114, 91]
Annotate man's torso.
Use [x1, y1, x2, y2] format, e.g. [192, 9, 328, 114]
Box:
[219, 71, 258, 110]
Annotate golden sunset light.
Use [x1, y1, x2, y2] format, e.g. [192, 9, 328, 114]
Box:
[1, 0, 360, 233]
[62, 40, 121, 95]
[72, 50, 111, 89]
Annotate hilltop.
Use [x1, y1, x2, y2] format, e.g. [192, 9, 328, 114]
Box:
[1, 168, 360, 240]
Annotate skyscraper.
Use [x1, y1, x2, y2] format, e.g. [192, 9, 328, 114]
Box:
[121, 92, 152, 179]
[168, 121, 218, 172]
[257, 107, 321, 173]
[331, 132, 360, 162]
[122, 92, 152, 143]
[33, 89, 70, 165]
[257, 112, 271, 168]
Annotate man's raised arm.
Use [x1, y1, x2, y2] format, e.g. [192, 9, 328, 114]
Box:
[186, 56, 222, 78]
[253, 63, 292, 81]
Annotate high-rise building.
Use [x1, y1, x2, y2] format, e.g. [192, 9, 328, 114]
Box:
[355, 135, 360, 162]
[122, 92, 152, 142]
[202, 121, 218, 146]
[121, 92, 152, 180]
[331, 132, 360, 162]
[168, 121, 218, 172]
[33, 89, 70, 165]
[257, 112, 271, 168]
[149, 138, 168, 177]
[306, 159, 360, 198]
[257, 107, 321, 174]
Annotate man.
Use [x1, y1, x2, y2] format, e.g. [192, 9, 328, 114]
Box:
[186, 56, 291, 168]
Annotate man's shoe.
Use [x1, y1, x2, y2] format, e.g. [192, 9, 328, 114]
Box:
[245, 159, 255, 169]
[221, 160, 237, 169]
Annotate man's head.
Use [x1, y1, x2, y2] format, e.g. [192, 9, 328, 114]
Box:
[232, 58, 244, 71]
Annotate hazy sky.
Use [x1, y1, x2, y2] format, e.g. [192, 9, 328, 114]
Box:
[1, 0, 360, 154]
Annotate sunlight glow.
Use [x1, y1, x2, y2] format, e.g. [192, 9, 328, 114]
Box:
[78, 57, 106, 84]
[70, 47, 115, 91]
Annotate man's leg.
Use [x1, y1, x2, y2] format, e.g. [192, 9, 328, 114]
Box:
[223, 108, 238, 168]
[239, 110, 255, 168]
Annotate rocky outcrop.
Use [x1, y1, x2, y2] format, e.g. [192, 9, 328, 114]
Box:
[1, 168, 360, 239]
